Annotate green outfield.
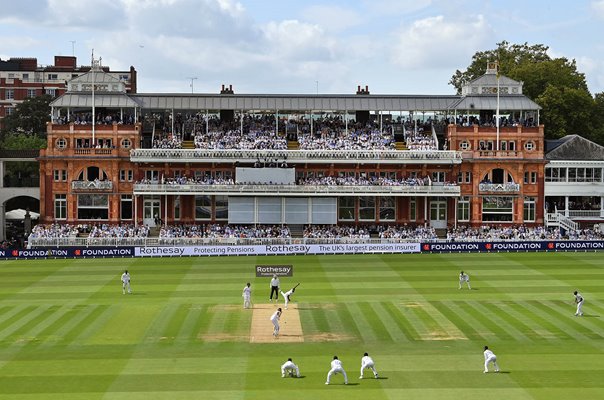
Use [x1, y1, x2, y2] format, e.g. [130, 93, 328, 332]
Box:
[0, 252, 603, 399]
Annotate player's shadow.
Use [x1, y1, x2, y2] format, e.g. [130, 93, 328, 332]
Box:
[345, 383, 360, 386]
[582, 315, 599, 318]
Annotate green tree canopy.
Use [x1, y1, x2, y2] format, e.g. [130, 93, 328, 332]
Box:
[1, 94, 52, 139]
[450, 41, 603, 144]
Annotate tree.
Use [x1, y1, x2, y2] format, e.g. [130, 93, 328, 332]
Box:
[0, 133, 45, 187]
[0, 94, 52, 139]
[450, 41, 600, 144]
[536, 85, 594, 140]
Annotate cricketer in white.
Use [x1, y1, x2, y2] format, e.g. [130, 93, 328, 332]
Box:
[242, 282, 251, 309]
[121, 270, 131, 294]
[326, 356, 348, 385]
[270, 308, 282, 337]
[281, 358, 300, 377]
[360, 352, 378, 379]
[483, 346, 500, 373]
[574, 290, 584, 316]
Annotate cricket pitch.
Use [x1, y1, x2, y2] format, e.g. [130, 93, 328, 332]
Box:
[249, 303, 304, 343]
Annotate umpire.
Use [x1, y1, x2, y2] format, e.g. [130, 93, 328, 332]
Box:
[269, 274, 280, 303]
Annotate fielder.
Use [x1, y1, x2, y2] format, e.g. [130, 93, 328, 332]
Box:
[121, 270, 131, 294]
[459, 271, 471, 290]
[270, 307, 282, 337]
[483, 346, 500, 373]
[359, 352, 378, 379]
[281, 358, 300, 378]
[574, 290, 584, 316]
[270, 274, 280, 303]
[325, 356, 348, 385]
[242, 282, 251, 309]
[280, 283, 299, 309]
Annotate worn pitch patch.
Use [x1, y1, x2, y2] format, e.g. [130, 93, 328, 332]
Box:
[249, 303, 304, 343]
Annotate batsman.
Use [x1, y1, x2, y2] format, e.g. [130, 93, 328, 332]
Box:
[281, 283, 300, 310]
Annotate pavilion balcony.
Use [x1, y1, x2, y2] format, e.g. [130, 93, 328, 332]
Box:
[71, 180, 113, 191]
[478, 182, 520, 193]
[132, 183, 461, 197]
[129, 149, 463, 165]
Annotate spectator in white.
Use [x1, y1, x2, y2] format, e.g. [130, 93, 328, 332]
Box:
[483, 346, 500, 373]
[270, 274, 280, 303]
[459, 271, 471, 290]
[280, 285, 297, 309]
[359, 352, 378, 379]
[574, 290, 584, 316]
[121, 270, 131, 294]
[242, 282, 251, 309]
[281, 358, 300, 378]
[270, 308, 282, 337]
[326, 356, 348, 385]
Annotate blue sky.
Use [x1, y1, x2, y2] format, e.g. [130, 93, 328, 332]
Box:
[1, 0, 603, 96]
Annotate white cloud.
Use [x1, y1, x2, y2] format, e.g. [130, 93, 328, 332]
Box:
[576, 56, 604, 93]
[301, 5, 363, 32]
[261, 20, 338, 62]
[391, 14, 494, 69]
[361, 0, 433, 15]
[592, 0, 604, 18]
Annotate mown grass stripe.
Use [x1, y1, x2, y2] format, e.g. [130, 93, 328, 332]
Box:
[459, 301, 516, 340]
[445, 301, 498, 341]
[64, 304, 114, 345]
[343, 302, 375, 342]
[528, 300, 594, 341]
[396, 302, 433, 341]
[307, 304, 330, 334]
[0, 305, 27, 327]
[545, 300, 604, 339]
[479, 301, 539, 341]
[372, 302, 412, 342]
[381, 301, 419, 341]
[162, 303, 193, 340]
[177, 304, 208, 342]
[0, 306, 42, 341]
[431, 300, 483, 341]
[514, 301, 574, 340]
[408, 302, 456, 341]
[5, 305, 61, 343]
[196, 304, 218, 340]
[335, 302, 361, 340]
[141, 304, 178, 343]
[33, 305, 89, 344]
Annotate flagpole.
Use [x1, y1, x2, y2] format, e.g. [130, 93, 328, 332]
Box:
[91, 50, 96, 146]
[496, 61, 500, 152]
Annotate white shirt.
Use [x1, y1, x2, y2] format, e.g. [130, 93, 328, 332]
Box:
[460, 273, 469, 282]
[121, 273, 130, 284]
[243, 286, 251, 298]
[575, 292, 584, 303]
[484, 349, 495, 360]
[331, 359, 343, 369]
[270, 310, 281, 322]
[282, 360, 297, 370]
[270, 277, 280, 288]
[361, 355, 374, 367]
[282, 288, 294, 297]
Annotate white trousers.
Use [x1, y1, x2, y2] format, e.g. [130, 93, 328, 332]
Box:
[484, 356, 499, 373]
[326, 366, 348, 384]
[360, 361, 378, 378]
[271, 319, 280, 335]
[281, 291, 290, 309]
[576, 300, 584, 316]
[243, 295, 251, 308]
[122, 282, 131, 294]
[281, 363, 300, 377]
